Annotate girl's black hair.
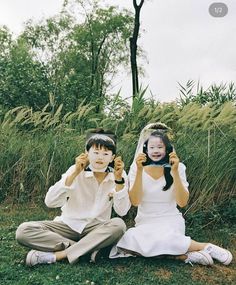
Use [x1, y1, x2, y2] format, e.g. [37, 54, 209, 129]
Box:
[143, 131, 173, 191]
[85, 128, 116, 155]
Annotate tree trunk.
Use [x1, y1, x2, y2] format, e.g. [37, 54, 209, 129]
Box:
[130, 0, 144, 98]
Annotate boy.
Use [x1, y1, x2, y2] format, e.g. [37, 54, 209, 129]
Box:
[16, 129, 130, 266]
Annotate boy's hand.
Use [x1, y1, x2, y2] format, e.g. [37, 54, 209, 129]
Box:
[169, 152, 179, 172]
[75, 153, 89, 174]
[114, 156, 124, 180]
[65, 153, 88, 187]
[136, 153, 146, 170]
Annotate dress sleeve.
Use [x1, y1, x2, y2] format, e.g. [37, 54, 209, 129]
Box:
[177, 162, 189, 191]
[128, 162, 137, 190]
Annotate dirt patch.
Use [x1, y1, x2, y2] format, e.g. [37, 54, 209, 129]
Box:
[154, 268, 173, 280]
[191, 265, 235, 285]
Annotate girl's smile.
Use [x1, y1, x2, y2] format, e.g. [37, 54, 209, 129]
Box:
[147, 136, 166, 161]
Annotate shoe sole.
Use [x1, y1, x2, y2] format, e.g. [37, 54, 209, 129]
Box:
[221, 250, 233, 265]
[26, 250, 37, 267]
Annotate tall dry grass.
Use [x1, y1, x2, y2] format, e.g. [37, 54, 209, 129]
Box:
[0, 92, 235, 221]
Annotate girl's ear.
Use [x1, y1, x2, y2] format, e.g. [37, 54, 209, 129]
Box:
[166, 144, 173, 156]
[143, 142, 147, 154]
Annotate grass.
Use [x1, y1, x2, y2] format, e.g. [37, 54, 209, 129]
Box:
[0, 205, 235, 285]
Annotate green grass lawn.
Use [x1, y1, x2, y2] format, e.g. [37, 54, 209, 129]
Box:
[0, 205, 235, 285]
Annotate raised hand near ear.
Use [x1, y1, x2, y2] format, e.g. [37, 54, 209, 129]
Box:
[65, 153, 89, 187]
[169, 152, 179, 172]
[136, 153, 147, 170]
[75, 153, 89, 174]
[114, 156, 124, 180]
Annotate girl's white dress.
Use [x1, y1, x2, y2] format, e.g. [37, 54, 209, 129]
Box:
[110, 162, 191, 258]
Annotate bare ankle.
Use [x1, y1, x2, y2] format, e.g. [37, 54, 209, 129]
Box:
[55, 250, 67, 261]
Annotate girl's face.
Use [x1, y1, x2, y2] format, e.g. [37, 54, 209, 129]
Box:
[147, 136, 166, 161]
[87, 145, 114, 170]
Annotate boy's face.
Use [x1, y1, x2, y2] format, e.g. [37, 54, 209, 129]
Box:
[147, 136, 166, 161]
[87, 145, 115, 171]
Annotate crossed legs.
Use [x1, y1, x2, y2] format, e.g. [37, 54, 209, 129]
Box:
[16, 218, 126, 264]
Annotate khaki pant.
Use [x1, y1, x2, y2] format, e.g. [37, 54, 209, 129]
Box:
[16, 218, 126, 264]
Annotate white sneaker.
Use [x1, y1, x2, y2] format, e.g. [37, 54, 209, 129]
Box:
[90, 249, 100, 263]
[185, 250, 213, 266]
[204, 243, 233, 265]
[26, 250, 56, 267]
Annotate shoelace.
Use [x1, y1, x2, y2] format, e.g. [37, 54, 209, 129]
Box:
[37, 252, 55, 264]
[185, 260, 194, 266]
[185, 254, 194, 266]
[185, 252, 208, 266]
[36, 252, 48, 264]
[35, 252, 42, 263]
[207, 246, 225, 259]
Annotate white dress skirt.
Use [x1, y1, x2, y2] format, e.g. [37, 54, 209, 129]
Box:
[110, 163, 191, 258]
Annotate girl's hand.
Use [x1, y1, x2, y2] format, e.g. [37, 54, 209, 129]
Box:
[169, 152, 179, 172]
[75, 153, 89, 173]
[136, 153, 146, 170]
[114, 156, 124, 180]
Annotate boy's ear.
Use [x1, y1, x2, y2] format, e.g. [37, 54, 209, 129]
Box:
[110, 154, 116, 162]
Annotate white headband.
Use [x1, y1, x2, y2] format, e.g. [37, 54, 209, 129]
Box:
[85, 134, 115, 146]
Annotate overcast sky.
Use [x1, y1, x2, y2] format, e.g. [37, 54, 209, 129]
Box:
[0, 0, 236, 102]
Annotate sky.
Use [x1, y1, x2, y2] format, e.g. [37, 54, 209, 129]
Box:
[0, 0, 236, 102]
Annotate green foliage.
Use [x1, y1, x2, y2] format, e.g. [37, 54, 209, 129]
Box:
[0, 26, 12, 57]
[0, 1, 135, 114]
[1, 101, 97, 133]
[0, 128, 85, 203]
[0, 35, 50, 110]
[178, 80, 236, 107]
[186, 198, 236, 229]
[17, 0, 134, 113]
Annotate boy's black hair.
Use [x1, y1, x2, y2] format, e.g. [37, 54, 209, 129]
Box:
[85, 128, 116, 155]
[143, 131, 173, 191]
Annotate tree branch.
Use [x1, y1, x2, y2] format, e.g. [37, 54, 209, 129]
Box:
[133, 0, 145, 9]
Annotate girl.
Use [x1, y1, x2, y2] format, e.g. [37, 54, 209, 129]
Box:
[110, 123, 233, 266]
